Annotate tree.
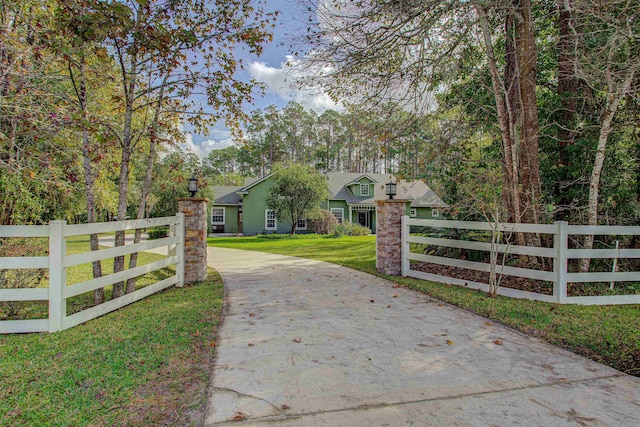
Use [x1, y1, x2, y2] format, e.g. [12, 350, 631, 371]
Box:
[572, 0, 640, 270]
[265, 162, 329, 234]
[85, 0, 275, 298]
[300, 0, 543, 235]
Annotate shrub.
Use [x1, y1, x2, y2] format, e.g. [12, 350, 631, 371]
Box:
[148, 227, 168, 240]
[331, 221, 371, 237]
[308, 209, 339, 235]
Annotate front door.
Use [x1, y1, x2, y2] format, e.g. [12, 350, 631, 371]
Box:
[357, 211, 369, 228]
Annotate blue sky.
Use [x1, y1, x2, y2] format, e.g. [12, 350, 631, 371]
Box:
[184, 1, 340, 158]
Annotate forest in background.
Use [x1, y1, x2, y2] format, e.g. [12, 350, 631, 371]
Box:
[2, 0, 639, 229]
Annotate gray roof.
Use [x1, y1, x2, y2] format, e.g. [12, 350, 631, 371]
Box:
[326, 173, 447, 207]
[213, 173, 447, 208]
[212, 186, 243, 205]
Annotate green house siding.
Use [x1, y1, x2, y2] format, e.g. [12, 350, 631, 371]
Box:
[209, 206, 239, 233]
[407, 206, 443, 219]
[223, 206, 239, 233]
[240, 178, 301, 235]
[324, 200, 348, 224]
[349, 177, 375, 198]
[241, 178, 274, 235]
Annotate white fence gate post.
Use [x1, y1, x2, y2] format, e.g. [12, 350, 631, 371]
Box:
[401, 215, 409, 277]
[554, 221, 569, 303]
[175, 213, 185, 287]
[48, 220, 66, 332]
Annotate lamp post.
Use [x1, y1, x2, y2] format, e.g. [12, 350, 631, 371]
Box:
[188, 176, 198, 197]
[385, 181, 397, 200]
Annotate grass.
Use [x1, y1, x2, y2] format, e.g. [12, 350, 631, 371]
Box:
[0, 265, 223, 426]
[208, 235, 640, 376]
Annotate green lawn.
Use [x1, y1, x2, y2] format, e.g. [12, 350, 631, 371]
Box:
[1, 245, 223, 427]
[208, 235, 640, 376]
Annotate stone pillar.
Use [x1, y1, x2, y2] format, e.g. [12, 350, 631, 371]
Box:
[178, 198, 208, 283]
[376, 199, 407, 275]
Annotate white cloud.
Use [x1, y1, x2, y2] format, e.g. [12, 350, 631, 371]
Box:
[249, 56, 342, 113]
[181, 131, 235, 159]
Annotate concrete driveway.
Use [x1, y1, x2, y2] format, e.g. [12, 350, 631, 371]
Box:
[204, 247, 640, 426]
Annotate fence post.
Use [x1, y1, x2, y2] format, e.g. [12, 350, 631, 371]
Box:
[48, 220, 66, 332]
[176, 213, 185, 287]
[554, 221, 568, 304]
[401, 215, 409, 277]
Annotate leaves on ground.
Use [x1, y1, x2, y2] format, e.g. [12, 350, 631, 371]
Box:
[232, 412, 248, 421]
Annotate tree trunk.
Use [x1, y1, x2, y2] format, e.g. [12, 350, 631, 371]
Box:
[112, 48, 138, 299]
[579, 70, 635, 272]
[556, 0, 578, 219]
[126, 83, 166, 294]
[515, 0, 542, 231]
[476, 5, 525, 245]
[74, 54, 104, 304]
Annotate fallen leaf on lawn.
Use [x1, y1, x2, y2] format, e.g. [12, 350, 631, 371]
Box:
[192, 330, 201, 337]
[249, 313, 256, 317]
[446, 339, 455, 345]
[209, 340, 216, 347]
[232, 412, 248, 421]
[493, 339, 503, 345]
[248, 343, 254, 347]
[293, 338, 302, 343]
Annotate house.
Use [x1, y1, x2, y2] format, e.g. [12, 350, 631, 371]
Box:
[210, 172, 447, 235]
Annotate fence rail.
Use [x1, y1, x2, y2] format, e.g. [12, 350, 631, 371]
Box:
[0, 215, 185, 334]
[402, 217, 640, 305]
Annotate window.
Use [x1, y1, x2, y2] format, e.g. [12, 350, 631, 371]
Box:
[410, 208, 417, 217]
[265, 209, 277, 230]
[331, 208, 344, 224]
[211, 208, 225, 225]
[432, 208, 440, 218]
[296, 218, 307, 230]
[360, 183, 370, 196]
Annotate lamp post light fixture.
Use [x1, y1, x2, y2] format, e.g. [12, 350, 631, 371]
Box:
[385, 181, 397, 200]
[188, 176, 198, 197]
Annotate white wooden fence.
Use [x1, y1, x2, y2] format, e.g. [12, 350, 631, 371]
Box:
[402, 217, 640, 305]
[0, 215, 185, 334]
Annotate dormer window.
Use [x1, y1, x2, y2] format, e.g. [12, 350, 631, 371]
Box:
[360, 183, 370, 196]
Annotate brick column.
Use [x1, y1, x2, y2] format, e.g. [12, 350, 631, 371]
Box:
[376, 199, 407, 275]
[178, 198, 208, 283]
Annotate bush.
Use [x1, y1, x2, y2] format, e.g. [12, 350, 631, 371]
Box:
[308, 209, 339, 234]
[331, 221, 371, 237]
[148, 227, 168, 239]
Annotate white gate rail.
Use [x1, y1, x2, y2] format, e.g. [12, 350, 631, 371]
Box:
[0, 215, 185, 334]
[402, 217, 640, 305]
